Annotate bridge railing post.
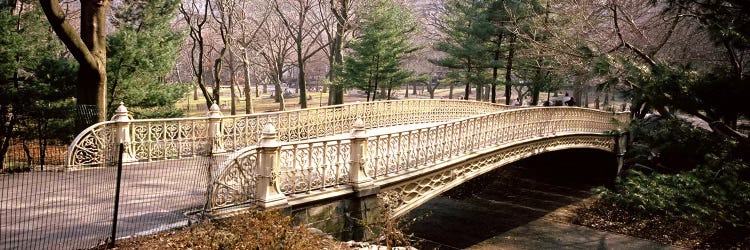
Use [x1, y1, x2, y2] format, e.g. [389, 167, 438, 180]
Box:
[349, 119, 378, 195]
[256, 124, 288, 208]
[208, 101, 226, 154]
[112, 102, 136, 163]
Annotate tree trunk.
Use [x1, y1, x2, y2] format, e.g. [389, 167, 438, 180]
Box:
[491, 33, 502, 103]
[242, 50, 254, 114]
[372, 55, 381, 101]
[274, 69, 285, 111]
[530, 69, 541, 106]
[464, 62, 471, 100]
[603, 91, 609, 105]
[193, 84, 199, 100]
[228, 49, 237, 115]
[298, 52, 308, 108]
[449, 82, 454, 99]
[213, 47, 226, 106]
[504, 34, 516, 105]
[327, 0, 347, 105]
[475, 83, 482, 101]
[40, 0, 110, 126]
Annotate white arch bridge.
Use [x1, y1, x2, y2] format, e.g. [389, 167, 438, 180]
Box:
[67, 99, 630, 220]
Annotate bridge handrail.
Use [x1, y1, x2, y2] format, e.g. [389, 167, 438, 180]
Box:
[66, 99, 513, 168]
[65, 121, 118, 168]
[209, 106, 630, 210]
[365, 107, 628, 179]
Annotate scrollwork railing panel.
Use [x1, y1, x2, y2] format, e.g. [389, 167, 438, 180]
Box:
[209, 105, 628, 210]
[68, 100, 509, 168]
[365, 107, 628, 181]
[211, 147, 259, 209]
[379, 134, 617, 218]
[278, 140, 352, 195]
[66, 122, 117, 168]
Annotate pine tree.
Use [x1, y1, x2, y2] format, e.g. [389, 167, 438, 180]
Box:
[107, 0, 187, 118]
[0, 2, 77, 170]
[432, 0, 495, 101]
[338, 0, 418, 101]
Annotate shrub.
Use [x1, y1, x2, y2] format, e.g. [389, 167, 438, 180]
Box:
[598, 161, 750, 227]
[112, 209, 344, 249]
[626, 118, 736, 172]
[599, 118, 750, 227]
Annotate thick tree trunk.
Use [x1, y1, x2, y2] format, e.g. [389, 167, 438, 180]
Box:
[40, 0, 110, 126]
[327, 0, 347, 105]
[298, 51, 308, 108]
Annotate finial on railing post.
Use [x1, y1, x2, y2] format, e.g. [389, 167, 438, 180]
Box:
[349, 118, 377, 195]
[112, 102, 136, 163]
[208, 101, 225, 154]
[256, 123, 288, 208]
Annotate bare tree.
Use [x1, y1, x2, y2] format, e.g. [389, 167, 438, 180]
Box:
[180, 0, 214, 108]
[258, 4, 294, 111]
[208, 0, 236, 113]
[273, 0, 333, 108]
[325, 0, 355, 105]
[235, 0, 270, 114]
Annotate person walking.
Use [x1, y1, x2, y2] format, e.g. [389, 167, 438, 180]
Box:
[565, 97, 577, 106]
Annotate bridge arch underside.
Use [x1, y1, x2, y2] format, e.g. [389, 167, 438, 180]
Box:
[377, 134, 618, 219]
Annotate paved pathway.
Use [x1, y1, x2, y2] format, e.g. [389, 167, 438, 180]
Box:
[0, 123, 434, 250]
[0, 156, 222, 249]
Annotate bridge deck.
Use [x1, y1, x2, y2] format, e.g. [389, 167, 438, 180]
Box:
[0, 156, 225, 249]
[1, 122, 445, 249]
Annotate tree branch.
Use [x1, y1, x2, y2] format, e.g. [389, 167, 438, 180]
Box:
[39, 0, 97, 70]
[611, 4, 657, 68]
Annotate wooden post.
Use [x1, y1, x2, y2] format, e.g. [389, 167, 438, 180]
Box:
[256, 124, 288, 208]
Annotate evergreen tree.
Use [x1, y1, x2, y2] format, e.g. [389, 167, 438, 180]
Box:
[432, 0, 494, 101]
[107, 0, 187, 118]
[510, 0, 558, 106]
[0, 2, 77, 170]
[338, 0, 418, 101]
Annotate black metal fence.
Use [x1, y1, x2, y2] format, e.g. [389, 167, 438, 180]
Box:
[1, 133, 216, 249]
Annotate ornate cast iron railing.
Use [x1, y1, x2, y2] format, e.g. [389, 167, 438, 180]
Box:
[209, 106, 630, 211]
[67, 100, 513, 169]
[365, 107, 627, 179]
